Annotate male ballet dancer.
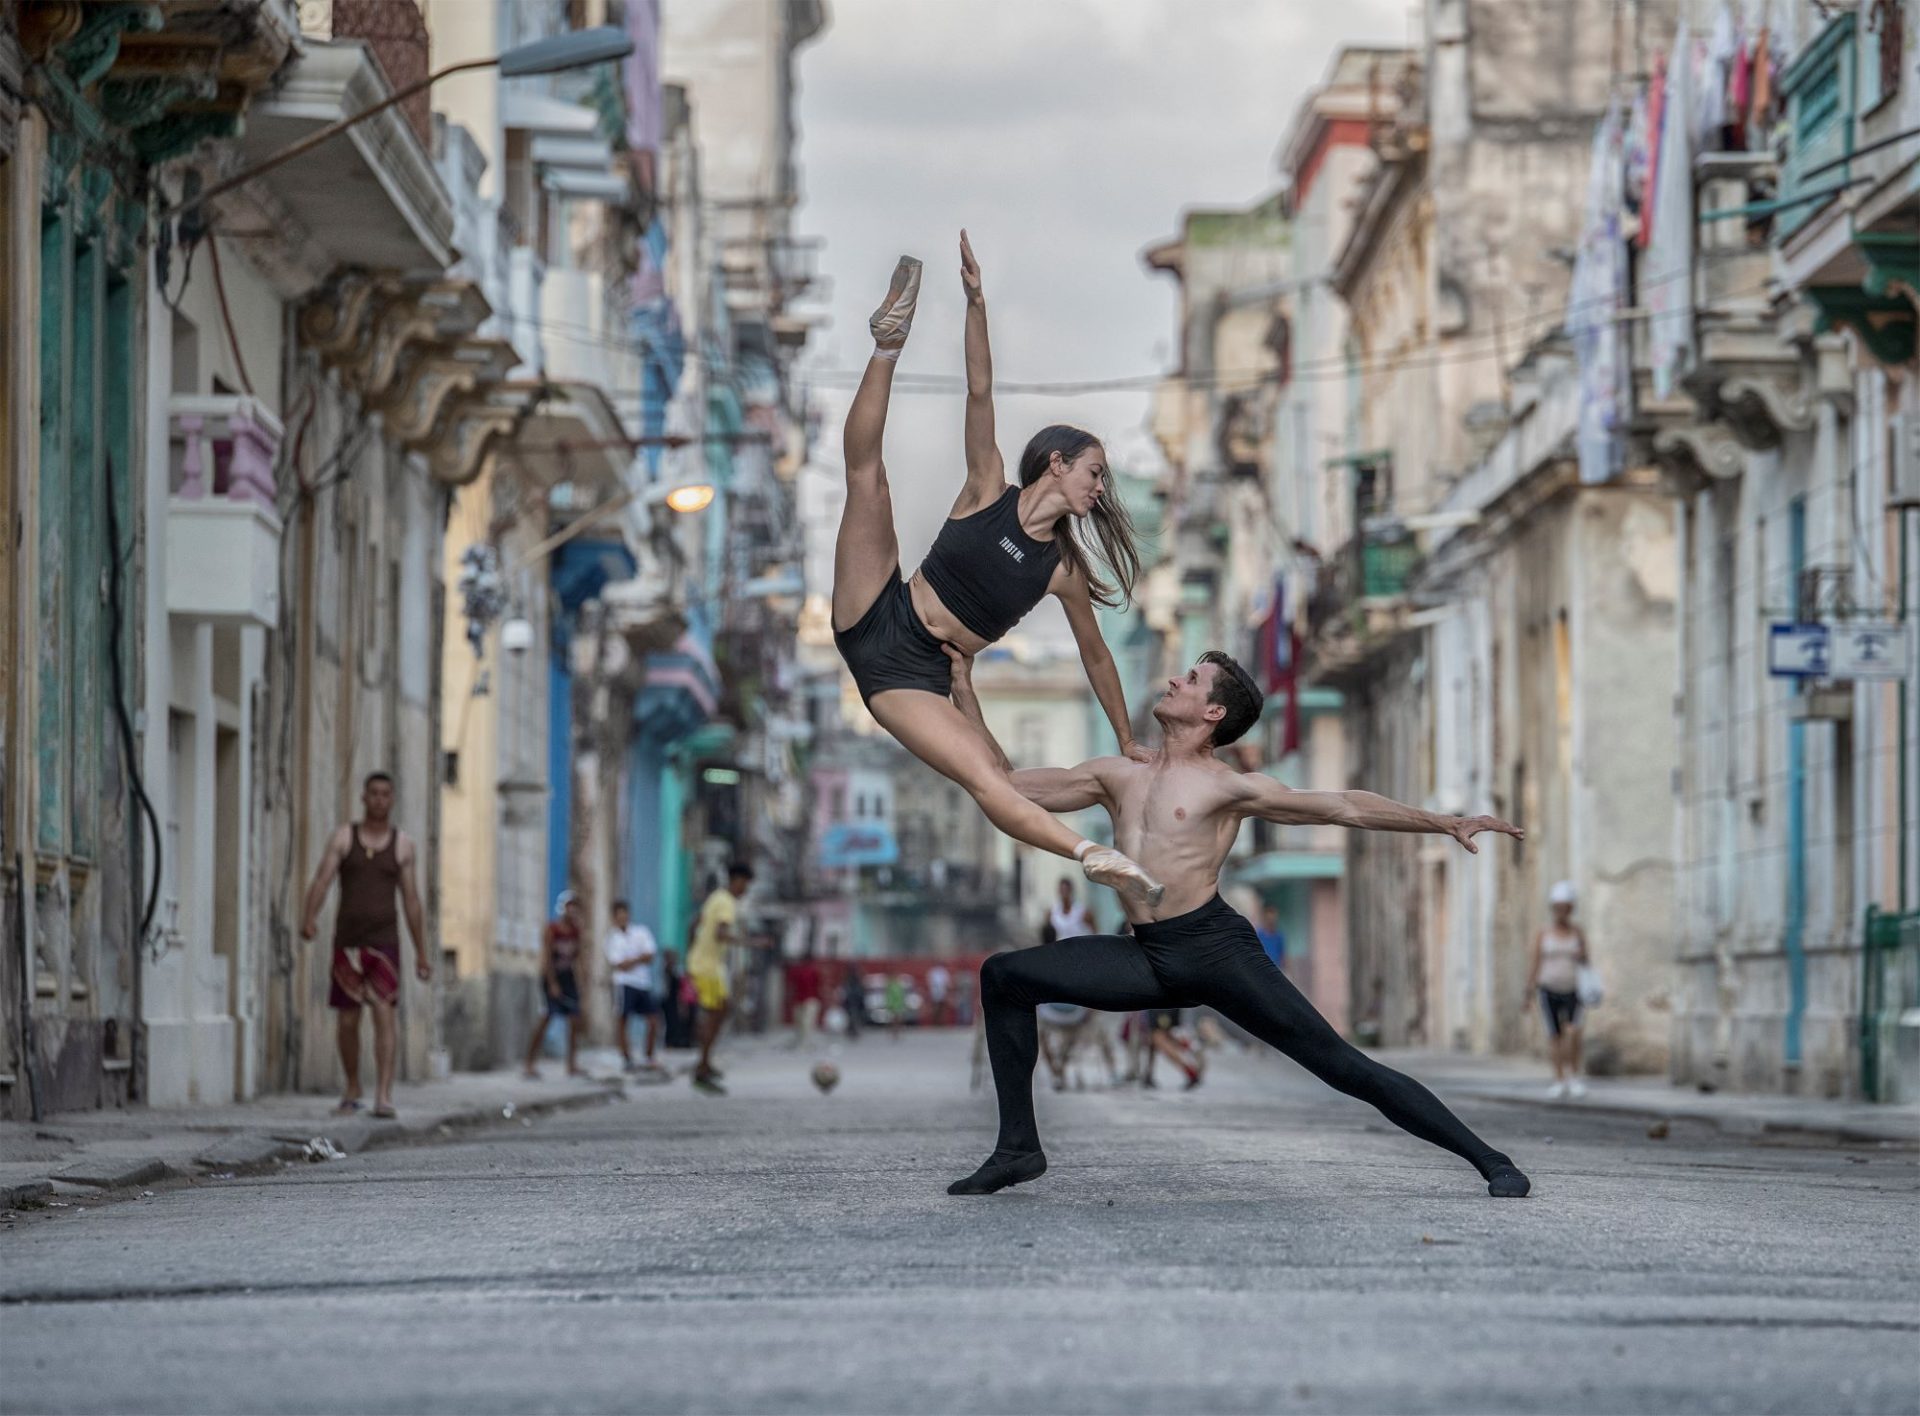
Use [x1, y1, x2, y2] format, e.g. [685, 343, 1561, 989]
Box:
[945, 647, 1532, 1200]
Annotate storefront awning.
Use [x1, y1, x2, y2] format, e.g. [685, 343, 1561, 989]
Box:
[1229, 851, 1345, 885]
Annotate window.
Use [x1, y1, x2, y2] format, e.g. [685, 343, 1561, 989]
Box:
[35, 171, 137, 861]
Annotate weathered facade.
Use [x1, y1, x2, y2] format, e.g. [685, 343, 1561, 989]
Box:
[1662, 0, 1919, 1099]
[1307, 0, 1684, 1063]
[3, 0, 298, 1118]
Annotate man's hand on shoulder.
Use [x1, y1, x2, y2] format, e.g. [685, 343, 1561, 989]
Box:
[1442, 814, 1524, 854]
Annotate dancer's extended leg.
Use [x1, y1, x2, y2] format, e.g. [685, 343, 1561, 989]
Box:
[952, 934, 1174, 1194]
[833, 257, 920, 632]
[833, 352, 903, 634]
[871, 690, 1161, 904]
[1185, 946, 1529, 1196]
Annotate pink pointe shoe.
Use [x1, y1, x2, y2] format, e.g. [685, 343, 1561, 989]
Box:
[869, 256, 922, 357]
[1079, 846, 1165, 907]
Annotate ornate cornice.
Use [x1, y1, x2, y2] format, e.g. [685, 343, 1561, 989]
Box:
[1652, 423, 1746, 494]
[23, 0, 295, 175]
[299, 273, 524, 487]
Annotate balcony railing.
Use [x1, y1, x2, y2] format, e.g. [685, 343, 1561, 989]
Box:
[167, 394, 284, 627]
[1307, 530, 1418, 640]
[170, 394, 283, 508]
[1775, 12, 1856, 241]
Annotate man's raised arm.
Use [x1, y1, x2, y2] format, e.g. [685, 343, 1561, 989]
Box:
[1229, 773, 1522, 855]
[944, 646, 1114, 814]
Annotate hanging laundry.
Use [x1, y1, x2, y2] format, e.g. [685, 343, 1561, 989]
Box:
[1646, 22, 1697, 401]
[1636, 51, 1667, 248]
[1624, 87, 1652, 226]
[1728, 36, 1751, 150]
[1749, 26, 1773, 131]
[1697, 3, 1739, 152]
[1571, 98, 1629, 486]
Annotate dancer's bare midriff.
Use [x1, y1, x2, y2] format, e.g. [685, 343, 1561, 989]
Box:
[907, 571, 992, 656]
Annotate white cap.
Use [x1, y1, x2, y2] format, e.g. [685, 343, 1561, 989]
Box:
[556, 889, 578, 911]
[1549, 880, 1577, 906]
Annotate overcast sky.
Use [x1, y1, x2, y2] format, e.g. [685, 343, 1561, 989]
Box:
[788, 0, 1409, 644]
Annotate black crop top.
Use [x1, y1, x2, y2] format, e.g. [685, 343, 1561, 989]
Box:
[917, 485, 1062, 643]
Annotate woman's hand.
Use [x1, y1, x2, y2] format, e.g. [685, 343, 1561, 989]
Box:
[959, 229, 983, 306]
[942, 642, 976, 690]
[1121, 738, 1154, 764]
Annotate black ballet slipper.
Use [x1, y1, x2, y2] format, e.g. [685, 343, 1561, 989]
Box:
[947, 1149, 1047, 1196]
[1485, 1161, 1531, 1198]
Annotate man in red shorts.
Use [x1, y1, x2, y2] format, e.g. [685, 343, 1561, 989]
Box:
[300, 771, 432, 1117]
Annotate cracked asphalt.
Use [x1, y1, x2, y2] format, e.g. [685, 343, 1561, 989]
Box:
[2, 1030, 1915, 1415]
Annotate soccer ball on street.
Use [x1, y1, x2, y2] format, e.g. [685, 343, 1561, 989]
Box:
[810, 1061, 841, 1094]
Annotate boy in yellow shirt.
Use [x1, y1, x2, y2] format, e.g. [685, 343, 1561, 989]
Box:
[688, 862, 754, 1093]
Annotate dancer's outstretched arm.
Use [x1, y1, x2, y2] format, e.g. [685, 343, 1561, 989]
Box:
[1057, 566, 1146, 761]
[945, 645, 1115, 812]
[956, 230, 1005, 514]
[1227, 773, 1522, 853]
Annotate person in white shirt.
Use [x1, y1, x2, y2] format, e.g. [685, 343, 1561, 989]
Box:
[1047, 878, 1092, 941]
[606, 900, 662, 1074]
[927, 962, 952, 1026]
[1037, 880, 1118, 1088]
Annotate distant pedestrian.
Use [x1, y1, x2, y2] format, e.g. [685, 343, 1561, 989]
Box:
[1049, 878, 1091, 941]
[524, 891, 587, 1080]
[841, 960, 866, 1041]
[658, 949, 694, 1051]
[788, 946, 824, 1050]
[1255, 902, 1286, 971]
[1140, 1006, 1205, 1090]
[300, 771, 432, 1120]
[688, 863, 754, 1094]
[1528, 880, 1591, 1099]
[927, 962, 952, 1025]
[606, 899, 662, 1074]
[885, 974, 909, 1041]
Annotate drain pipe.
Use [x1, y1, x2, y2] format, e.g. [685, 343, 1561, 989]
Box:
[1784, 499, 1809, 1072]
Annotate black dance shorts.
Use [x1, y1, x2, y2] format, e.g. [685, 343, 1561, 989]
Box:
[834, 568, 953, 704]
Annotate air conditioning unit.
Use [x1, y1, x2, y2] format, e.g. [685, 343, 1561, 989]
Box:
[1895, 413, 1920, 510]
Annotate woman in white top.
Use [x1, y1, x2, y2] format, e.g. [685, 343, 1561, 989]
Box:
[1526, 880, 1590, 1099]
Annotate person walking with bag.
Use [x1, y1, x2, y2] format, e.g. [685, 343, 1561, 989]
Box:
[1527, 881, 1595, 1099]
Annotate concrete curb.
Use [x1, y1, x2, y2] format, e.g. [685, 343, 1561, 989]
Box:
[1445, 1086, 1919, 1150]
[1, 1180, 53, 1209]
[13, 1081, 626, 1206]
[50, 1158, 173, 1190]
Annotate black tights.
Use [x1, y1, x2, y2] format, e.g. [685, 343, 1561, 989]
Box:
[978, 901, 1511, 1181]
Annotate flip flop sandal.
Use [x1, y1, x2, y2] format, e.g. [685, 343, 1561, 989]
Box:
[372, 1105, 398, 1119]
[333, 1099, 366, 1115]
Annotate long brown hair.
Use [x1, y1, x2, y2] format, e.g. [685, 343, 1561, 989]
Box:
[1017, 425, 1141, 610]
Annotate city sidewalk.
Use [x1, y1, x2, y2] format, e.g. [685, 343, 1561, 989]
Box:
[0, 1052, 645, 1210]
[1375, 1046, 1920, 1149]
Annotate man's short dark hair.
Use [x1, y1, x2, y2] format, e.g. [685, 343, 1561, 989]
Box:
[728, 861, 755, 882]
[611, 899, 629, 913]
[364, 771, 394, 789]
[1199, 651, 1263, 747]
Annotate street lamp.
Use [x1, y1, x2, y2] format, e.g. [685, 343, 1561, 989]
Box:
[650, 479, 716, 514]
[158, 26, 635, 222]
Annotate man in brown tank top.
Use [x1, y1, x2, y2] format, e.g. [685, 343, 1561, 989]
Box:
[300, 771, 432, 1118]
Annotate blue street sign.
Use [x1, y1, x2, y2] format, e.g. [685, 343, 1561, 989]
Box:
[1767, 623, 1829, 678]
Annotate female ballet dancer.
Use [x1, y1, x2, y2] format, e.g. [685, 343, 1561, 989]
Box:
[833, 233, 1163, 904]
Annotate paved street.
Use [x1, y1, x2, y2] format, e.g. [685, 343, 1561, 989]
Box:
[3, 1030, 1916, 1416]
